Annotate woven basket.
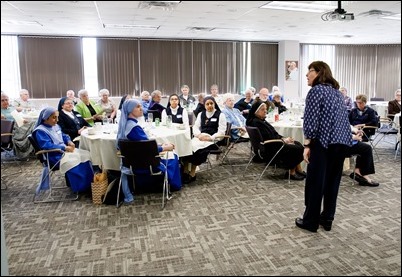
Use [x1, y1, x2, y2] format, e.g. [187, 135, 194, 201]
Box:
[91, 179, 108, 205]
[91, 171, 108, 205]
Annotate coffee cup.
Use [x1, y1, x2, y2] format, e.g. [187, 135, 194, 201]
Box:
[87, 128, 95, 135]
[94, 122, 102, 132]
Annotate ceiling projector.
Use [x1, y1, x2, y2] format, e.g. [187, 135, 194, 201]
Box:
[322, 1, 355, 21]
[329, 12, 355, 21]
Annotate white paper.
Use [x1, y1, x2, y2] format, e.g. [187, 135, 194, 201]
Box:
[10, 110, 24, 127]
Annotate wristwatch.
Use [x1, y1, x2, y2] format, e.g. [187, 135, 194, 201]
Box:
[303, 144, 310, 148]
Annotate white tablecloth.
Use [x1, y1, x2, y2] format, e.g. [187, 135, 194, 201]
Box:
[79, 124, 192, 171]
[270, 120, 304, 143]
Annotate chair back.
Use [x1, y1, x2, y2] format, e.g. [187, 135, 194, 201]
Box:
[28, 133, 47, 164]
[245, 126, 264, 158]
[1, 119, 14, 145]
[118, 139, 161, 169]
[147, 110, 161, 121]
[370, 97, 385, 101]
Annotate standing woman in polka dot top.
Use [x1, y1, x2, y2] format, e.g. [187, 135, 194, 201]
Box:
[295, 61, 352, 233]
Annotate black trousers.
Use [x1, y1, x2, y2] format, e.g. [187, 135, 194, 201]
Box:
[346, 142, 375, 176]
[302, 141, 348, 227]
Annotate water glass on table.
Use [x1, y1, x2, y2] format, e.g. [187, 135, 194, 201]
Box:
[147, 113, 153, 123]
[167, 115, 172, 128]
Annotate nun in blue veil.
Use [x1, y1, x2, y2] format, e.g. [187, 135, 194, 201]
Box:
[117, 99, 182, 204]
[33, 107, 93, 194]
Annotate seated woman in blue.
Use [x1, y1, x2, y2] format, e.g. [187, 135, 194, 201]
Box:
[33, 107, 93, 193]
[116, 99, 182, 204]
[34, 107, 76, 167]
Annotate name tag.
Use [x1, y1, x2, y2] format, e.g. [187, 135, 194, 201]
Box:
[177, 114, 182, 118]
[57, 130, 62, 135]
[211, 118, 217, 122]
[76, 114, 82, 117]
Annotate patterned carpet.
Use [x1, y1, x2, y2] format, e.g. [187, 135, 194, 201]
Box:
[1, 137, 401, 276]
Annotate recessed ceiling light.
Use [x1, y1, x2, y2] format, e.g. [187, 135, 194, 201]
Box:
[260, 1, 336, 13]
[382, 13, 401, 20]
[1, 20, 43, 26]
[104, 24, 160, 30]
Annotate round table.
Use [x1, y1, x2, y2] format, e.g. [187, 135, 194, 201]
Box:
[79, 124, 192, 170]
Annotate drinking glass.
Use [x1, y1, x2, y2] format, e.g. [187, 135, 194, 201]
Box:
[167, 115, 172, 128]
[147, 113, 153, 123]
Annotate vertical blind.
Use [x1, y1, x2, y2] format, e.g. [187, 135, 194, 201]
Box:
[18, 36, 83, 99]
[139, 40, 192, 95]
[97, 38, 140, 97]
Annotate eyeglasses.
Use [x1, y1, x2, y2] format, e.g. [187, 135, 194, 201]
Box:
[1, 99, 9, 102]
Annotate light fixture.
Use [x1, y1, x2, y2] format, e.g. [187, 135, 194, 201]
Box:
[382, 13, 401, 20]
[1, 20, 43, 26]
[104, 24, 160, 30]
[260, 1, 336, 13]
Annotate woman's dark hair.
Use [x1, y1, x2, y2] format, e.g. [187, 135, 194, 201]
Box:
[309, 61, 340, 90]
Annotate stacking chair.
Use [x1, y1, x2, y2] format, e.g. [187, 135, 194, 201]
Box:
[219, 125, 250, 168]
[374, 117, 398, 145]
[117, 139, 171, 209]
[244, 126, 288, 186]
[206, 123, 232, 172]
[1, 119, 22, 188]
[28, 134, 79, 203]
[362, 117, 398, 160]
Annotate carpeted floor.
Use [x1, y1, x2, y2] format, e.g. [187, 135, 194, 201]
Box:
[1, 137, 401, 276]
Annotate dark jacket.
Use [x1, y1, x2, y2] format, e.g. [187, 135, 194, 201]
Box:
[58, 110, 89, 141]
[388, 99, 401, 118]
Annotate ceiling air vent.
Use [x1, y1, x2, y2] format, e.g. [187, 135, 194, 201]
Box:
[359, 9, 394, 17]
[187, 27, 215, 32]
[138, 1, 181, 10]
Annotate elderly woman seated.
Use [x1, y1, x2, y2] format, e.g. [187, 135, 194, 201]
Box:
[272, 92, 288, 114]
[57, 97, 90, 146]
[349, 94, 379, 141]
[247, 100, 305, 180]
[347, 126, 379, 187]
[221, 93, 248, 142]
[234, 88, 254, 119]
[1, 91, 35, 159]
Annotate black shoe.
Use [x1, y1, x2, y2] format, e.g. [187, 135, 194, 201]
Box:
[319, 219, 333, 231]
[349, 172, 366, 184]
[350, 173, 379, 187]
[295, 217, 317, 232]
[296, 171, 307, 177]
[182, 173, 190, 184]
[358, 180, 380, 187]
[285, 172, 305, 181]
[183, 174, 196, 184]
